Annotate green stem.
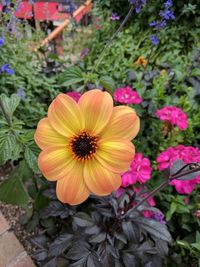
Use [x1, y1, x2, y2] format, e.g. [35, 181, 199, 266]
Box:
[92, 5, 134, 73]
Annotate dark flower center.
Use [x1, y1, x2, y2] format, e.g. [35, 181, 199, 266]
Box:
[70, 131, 98, 160]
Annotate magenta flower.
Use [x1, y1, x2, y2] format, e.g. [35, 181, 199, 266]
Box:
[121, 171, 137, 187]
[156, 145, 200, 194]
[120, 153, 152, 187]
[130, 153, 152, 184]
[170, 179, 196, 194]
[66, 91, 81, 102]
[114, 86, 142, 104]
[156, 106, 188, 130]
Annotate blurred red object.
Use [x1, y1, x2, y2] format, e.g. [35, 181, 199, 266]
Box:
[14, 1, 33, 19]
[0, 1, 91, 21]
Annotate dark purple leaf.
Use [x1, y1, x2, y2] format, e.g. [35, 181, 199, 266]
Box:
[115, 233, 127, 244]
[43, 188, 57, 199]
[134, 217, 172, 242]
[155, 239, 169, 256]
[73, 212, 94, 227]
[122, 221, 140, 242]
[48, 233, 73, 257]
[40, 201, 69, 218]
[31, 235, 48, 249]
[67, 242, 90, 261]
[170, 160, 185, 175]
[85, 225, 101, 235]
[89, 232, 106, 243]
[43, 258, 57, 267]
[32, 249, 48, 261]
[122, 253, 136, 267]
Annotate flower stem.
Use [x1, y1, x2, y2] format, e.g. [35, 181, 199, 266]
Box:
[92, 5, 134, 73]
[129, 165, 200, 213]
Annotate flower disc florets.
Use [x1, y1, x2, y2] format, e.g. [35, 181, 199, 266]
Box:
[70, 131, 98, 161]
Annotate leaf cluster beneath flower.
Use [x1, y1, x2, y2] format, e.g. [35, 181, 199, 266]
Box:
[31, 187, 172, 267]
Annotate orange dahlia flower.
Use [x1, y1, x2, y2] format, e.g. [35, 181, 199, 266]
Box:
[34, 90, 140, 205]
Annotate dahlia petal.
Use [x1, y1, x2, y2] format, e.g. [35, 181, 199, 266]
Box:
[56, 162, 90, 205]
[34, 118, 68, 150]
[96, 138, 135, 173]
[38, 146, 74, 181]
[101, 106, 140, 140]
[84, 159, 121, 195]
[48, 93, 83, 137]
[78, 89, 113, 135]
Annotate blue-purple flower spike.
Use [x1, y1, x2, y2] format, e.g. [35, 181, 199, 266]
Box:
[150, 35, 159, 46]
[110, 12, 120, 21]
[0, 38, 5, 47]
[0, 64, 14, 75]
[129, 0, 147, 13]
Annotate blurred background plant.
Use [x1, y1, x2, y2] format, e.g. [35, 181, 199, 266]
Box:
[0, 0, 200, 266]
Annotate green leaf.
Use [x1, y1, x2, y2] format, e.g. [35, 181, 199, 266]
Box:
[18, 160, 33, 182]
[0, 173, 29, 205]
[0, 94, 20, 118]
[19, 130, 35, 143]
[59, 66, 84, 86]
[24, 146, 40, 173]
[196, 231, 200, 243]
[176, 240, 191, 250]
[191, 243, 200, 251]
[99, 76, 116, 93]
[166, 202, 177, 221]
[0, 133, 17, 164]
[33, 192, 49, 210]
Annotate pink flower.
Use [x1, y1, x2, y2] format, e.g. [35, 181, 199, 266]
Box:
[121, 171, 137, 187]
[114, 86, 142, 104]
[131, 153, 152, 184]
[66, 91, 81, 102]
[170, 179, 196, 194]
[156, 145, 200, 194]
[156, 106, 188, 130]
[143, 211, 153, 218]
[121, 153, 152, 187]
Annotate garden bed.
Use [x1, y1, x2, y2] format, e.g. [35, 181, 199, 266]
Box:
[0, 0, 200, 266]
